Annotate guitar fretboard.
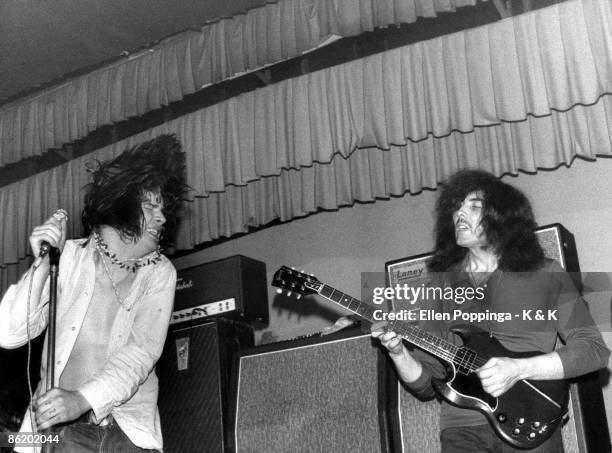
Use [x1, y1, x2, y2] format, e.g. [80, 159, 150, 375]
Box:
[318, 283, 479, 372]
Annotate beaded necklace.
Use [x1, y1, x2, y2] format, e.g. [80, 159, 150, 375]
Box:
[93, 232, 162, 273]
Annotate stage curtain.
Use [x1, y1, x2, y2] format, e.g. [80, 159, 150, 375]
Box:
[1, 0, 611, 293]
[1, 94, 611, 292]
[0, 0, 484, 167]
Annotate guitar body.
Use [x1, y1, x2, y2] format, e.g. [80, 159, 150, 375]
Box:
[431, 324, 568, 450]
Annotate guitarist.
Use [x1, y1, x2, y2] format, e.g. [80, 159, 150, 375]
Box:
[372, 169, 609, 452]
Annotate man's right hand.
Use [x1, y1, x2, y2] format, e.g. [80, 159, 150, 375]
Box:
[29, 209, 68, 258]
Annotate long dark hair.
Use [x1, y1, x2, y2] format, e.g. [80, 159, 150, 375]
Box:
[82, 134, 188, 248]
[428, 169, 544, 272]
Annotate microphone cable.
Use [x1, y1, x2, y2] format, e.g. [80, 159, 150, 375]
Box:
[26, 257, 47, 433]
[27, 262, 37, 432]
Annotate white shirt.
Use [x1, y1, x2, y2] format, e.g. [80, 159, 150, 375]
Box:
[0, 238, 176, 452]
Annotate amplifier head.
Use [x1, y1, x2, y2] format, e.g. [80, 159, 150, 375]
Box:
[173, 255, 269, 326]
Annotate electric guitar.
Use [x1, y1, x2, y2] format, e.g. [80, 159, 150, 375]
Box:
[272, 266, 568, 450]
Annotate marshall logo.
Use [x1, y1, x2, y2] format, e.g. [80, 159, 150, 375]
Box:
[176, 278, 194, 291]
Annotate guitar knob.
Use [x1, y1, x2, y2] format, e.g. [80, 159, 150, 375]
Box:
[529, 432, 536, 439]
[513, 428, 521, 436]
[532, 421, 541, 429]
[517, 417, 525, 425]
[496, 414, 506, 423]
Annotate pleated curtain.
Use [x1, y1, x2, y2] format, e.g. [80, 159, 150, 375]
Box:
[0, 0, 484, 166]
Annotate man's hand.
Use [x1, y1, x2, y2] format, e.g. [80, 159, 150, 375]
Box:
[29, 209, 68, 259]
[476, 357, 522, 397]
[371, 321, 404, 356]
[371, 321, 425, 384]
[34, 388, 91, 430]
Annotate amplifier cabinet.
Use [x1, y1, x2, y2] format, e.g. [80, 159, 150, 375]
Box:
[157, 319, 254, 453]
[229, 329, 393, 453]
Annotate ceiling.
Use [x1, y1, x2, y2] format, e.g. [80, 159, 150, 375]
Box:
[0, 0, 268, 104]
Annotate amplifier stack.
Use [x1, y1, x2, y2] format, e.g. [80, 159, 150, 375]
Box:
[158, 255, 268, 452]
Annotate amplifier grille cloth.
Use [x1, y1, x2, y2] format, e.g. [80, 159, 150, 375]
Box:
[235, 335, 383, 453]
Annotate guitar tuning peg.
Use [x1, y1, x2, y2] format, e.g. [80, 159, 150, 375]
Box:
[300, 269, 305, 273]
[276, 288, 282, 294]
[296, 294, 302, 299]
[287, 291, 292, 297]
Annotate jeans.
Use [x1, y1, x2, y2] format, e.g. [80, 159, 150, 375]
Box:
[52, 418, 159, 453]
[441, 424, 563, 453]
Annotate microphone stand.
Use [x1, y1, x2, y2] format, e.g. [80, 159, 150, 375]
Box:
[43, 246, 60, 453]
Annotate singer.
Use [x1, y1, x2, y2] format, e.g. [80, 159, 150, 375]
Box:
[0, 134, 188, 453]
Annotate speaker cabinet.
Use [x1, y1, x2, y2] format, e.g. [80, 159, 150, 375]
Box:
[230, 329, 392, 453]
[157, 319, 254, 453]
[384, 223, 610, 453]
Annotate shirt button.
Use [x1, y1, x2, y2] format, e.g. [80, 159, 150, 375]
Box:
[72, 326, 76, 331]
[56, 360, 61, 365]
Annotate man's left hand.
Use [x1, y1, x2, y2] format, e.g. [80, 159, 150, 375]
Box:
[476, 357, 522, 397]
[34, 388, 91, 430]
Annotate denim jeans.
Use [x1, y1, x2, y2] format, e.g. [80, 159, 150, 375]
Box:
[52, 418, 159, 453]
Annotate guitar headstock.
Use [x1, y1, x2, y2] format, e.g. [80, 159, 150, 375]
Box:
[272, 266, 322, 297]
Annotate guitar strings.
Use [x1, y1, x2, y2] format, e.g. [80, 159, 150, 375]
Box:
[325, 285, 485, 372]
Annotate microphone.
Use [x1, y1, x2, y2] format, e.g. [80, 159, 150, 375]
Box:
[39, 241, 54, 258]
[38, 241, 61, 267]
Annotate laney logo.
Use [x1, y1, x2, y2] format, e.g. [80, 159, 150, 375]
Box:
[176, 278, 194, 291]
[394, 268, 424, 279]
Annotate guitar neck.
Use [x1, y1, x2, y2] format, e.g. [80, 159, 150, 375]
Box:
[318, 283, 461, 366]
